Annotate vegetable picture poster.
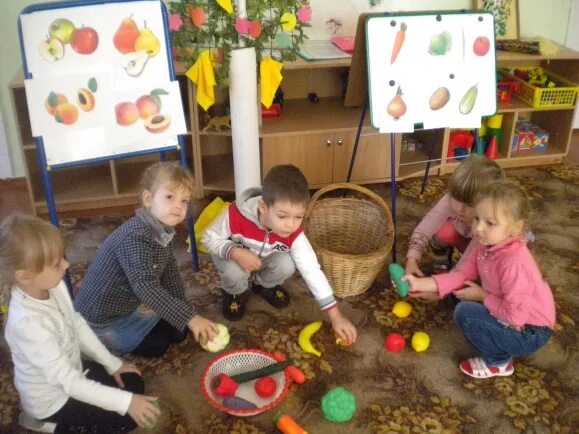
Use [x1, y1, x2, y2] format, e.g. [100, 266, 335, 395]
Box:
[19, 0, 186, 166]
[366, 12, 497, 133]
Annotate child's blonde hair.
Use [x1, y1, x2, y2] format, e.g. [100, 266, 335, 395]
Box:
[474, 181, 531, 235]
[140, 161, 195, 200]
[448, 155, 505, 205]
[0, 214, 65, 287]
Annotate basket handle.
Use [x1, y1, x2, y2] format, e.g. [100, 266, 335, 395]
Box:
[306, 182, 393, 225]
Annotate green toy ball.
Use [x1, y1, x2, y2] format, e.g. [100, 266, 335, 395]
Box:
[321, 387, 356, 423]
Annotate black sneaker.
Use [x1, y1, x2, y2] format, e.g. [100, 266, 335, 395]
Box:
[252, 284, 290, 309]
[222, 291, 247, 321]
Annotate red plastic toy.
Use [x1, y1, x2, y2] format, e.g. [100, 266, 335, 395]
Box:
[485, 135, 499, 159]
[255, 376, 277, 398]
[448, 130, 474, 160]
[384, 333, 406, 352]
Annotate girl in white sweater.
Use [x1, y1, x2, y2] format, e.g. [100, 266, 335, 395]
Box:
[0, 215, 160, 433]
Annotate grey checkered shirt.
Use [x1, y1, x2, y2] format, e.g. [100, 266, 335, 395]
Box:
[74, 214, 196, 331]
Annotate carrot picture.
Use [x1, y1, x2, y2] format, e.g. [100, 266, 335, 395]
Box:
[390, 22, 407, 64]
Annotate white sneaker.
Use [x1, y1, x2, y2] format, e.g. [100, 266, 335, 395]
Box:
[18, 411, 56, 433]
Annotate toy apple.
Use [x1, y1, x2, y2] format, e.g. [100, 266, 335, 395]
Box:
[200, 323, 230, 352]
[70, 26, 99, 54]
[49, 18, 75, 44]
[384, 333, 405, 352]
[473, 36, 490, 56]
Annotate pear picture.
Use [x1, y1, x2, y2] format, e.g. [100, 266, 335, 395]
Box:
[113, 17, 160, 76]
[123, 50, 150, 77]
[114, 16, 140, 54]
[135, 24, 160, 57]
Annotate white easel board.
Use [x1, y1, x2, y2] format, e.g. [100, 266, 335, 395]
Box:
[366, 11, 497, 133]
[19, 0, 186, 166]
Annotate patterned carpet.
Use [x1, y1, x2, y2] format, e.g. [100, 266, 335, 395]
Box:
[1, 164, 578, 433]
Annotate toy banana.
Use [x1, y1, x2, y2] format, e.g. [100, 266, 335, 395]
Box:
[298, 321, 323, 357]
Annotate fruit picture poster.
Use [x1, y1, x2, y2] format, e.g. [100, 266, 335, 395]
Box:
[19, 0, 187, 166]
[365, 12, 497, 133]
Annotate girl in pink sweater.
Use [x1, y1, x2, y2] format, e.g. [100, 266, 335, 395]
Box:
[403, 182, 555, 379]
[406, 155, 505, 277]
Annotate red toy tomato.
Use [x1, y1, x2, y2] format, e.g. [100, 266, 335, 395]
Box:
[384, 333, 406, 352]
[254, 376, 277, 398]
[473, 36, 490, 56]
[70, 26, 99, 54]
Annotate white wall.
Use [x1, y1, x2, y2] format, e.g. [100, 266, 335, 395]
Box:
[565, 0, 579, 128]
[0, 114, 12, 178]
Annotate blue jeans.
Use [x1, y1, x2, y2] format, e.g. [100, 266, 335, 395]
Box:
[454, 301, 553, 366]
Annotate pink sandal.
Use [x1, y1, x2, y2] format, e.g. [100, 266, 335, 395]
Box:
[459, 357, 514, 379]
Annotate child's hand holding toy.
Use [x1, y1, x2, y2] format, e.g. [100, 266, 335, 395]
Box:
[230, 248, 262, 272]
[405, 257, 425, 277]
[188, 315, 218, 345]
[127, 395, 160, 429]
[328, 307, 357, 346]
[402, 274, 439, 301]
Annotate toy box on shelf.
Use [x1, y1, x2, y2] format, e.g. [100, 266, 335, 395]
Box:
[500, 67, 579, 108]
[511, 121, 549, 151]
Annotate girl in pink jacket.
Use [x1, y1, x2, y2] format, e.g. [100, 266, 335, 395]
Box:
[403, 182, 555, 379]
[406, 155, 505, 277]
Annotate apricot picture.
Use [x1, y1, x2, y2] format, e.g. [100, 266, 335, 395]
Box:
[115, 101, 139, 126]
[45, 92, 68, 115]
[54, 103, 79, 125]
[77, 88, 95, 112]
[135, 95, 159, 119]
[144, 114, 171, 133]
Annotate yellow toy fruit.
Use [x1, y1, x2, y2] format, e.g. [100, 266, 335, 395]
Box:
[392, 301, 413, 318]
[411, 331, 430, 352]
[298, 321, 323, 357]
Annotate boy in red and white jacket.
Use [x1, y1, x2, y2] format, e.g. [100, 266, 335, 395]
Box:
[202, 165, 357, 345]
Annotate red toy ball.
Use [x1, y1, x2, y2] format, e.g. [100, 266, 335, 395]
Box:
[384, 333, 406, 352]
[254, 376, 277, 398]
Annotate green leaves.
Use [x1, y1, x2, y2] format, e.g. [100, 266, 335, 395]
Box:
[88, 77, 97, 92]
[150, 88, 169, 110]
[169, 0, 307, 86]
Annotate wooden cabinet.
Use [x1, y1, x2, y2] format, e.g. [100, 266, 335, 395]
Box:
[9, 45, 579, 213]
[262, 129, 395, 186]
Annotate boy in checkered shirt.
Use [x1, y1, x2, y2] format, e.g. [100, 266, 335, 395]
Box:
[75, 162, 218, 357]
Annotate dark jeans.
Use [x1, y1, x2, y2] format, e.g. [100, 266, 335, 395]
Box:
[131, 319, 188, 358]
[454, 301, 553, 366]
[43, 361, 144, 433]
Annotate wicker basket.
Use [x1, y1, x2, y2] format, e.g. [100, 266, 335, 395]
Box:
[304, 183, 394, 298]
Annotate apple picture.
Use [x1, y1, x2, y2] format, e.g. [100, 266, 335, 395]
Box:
[48, 18, 75, 44]
[473, 36, 490, 56]
[39, 37, 65, 63]
[70, 26, 99, 55]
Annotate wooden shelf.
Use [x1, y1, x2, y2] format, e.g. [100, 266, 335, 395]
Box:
[261, 97, 370, 137]
[202, 154, 234, 192]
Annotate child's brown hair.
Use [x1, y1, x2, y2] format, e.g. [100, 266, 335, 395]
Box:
[140, 161, 196, 200]
[0, 214, 65, 287]
[262, 165, 310, 206]
[448, 155, 505, 205]
[474, 181, 531, 235]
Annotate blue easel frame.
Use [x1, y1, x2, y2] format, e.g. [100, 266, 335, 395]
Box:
[18, 0, 200, 296]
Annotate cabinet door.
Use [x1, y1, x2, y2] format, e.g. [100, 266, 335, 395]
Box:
[261, 133, 334, 185]
[332, 130, 394, 182]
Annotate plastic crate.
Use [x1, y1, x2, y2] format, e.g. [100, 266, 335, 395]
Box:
[496, 79, 519, 103]
[500, 67, 579, 108]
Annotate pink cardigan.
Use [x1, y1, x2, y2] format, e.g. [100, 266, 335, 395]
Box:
[407, 194, 471, 261]
[434, 237, 555, 329]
